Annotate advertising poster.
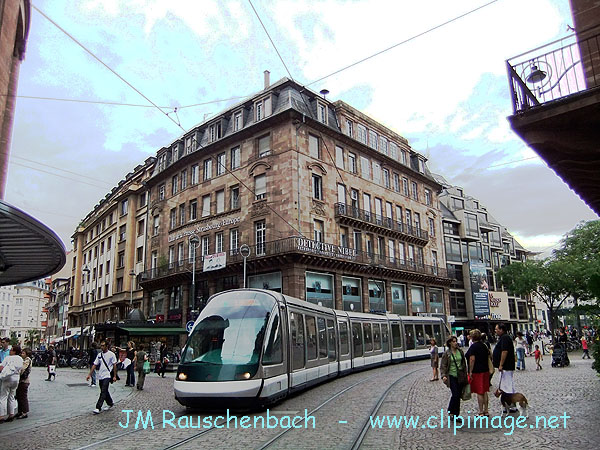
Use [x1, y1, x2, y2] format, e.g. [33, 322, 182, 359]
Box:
[470, 261, 490, 316]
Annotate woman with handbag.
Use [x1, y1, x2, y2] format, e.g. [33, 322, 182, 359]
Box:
[134, 344, 149, 391]
[15, 348, 32, 419]
[440, 336, 468, 417]
[465, 329, 492, 416]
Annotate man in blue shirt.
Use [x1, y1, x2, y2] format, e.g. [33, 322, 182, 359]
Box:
[0, 337, 10, 363]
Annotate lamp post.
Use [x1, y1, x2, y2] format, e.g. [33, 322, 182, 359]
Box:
[129, 269, 136, 309]
[240, 244, 251, 288]
[189, 234, 200, 311]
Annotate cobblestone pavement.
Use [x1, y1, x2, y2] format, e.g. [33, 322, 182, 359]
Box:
[1, 352, 598, 449]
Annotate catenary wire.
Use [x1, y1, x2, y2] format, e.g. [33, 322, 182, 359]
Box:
[31, 3, 185, 132]
[306, 0, 499, 87]
[9, 161, 114, 190]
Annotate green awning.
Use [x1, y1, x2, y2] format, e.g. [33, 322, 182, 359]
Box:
[118, 327, 187, 336]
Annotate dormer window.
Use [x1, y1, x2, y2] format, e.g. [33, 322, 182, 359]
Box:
[185, 136, 194, 154]
[418, 159, 425, 173]
[233, 111, 243, 131]
[318, 102, 328, 124]
[209, 122, 222, 142]
[255, 96, 272, 121]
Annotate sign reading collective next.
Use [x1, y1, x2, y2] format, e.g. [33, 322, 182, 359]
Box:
[168, 217, 241, 243]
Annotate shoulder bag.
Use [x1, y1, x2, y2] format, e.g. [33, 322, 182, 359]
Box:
[488, 348, 495, 375]
[452, 351, 471, 401]
[100, 353, 114, 383]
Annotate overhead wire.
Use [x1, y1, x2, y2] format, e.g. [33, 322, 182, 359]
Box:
[31, 3, 186, 132]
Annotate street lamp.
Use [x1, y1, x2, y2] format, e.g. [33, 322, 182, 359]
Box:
[189, 234, 200, 311]
[240, 244, 251, 288]
[129, 269, 136, 309]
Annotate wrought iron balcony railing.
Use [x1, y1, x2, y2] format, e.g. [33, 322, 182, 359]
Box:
[141, 236, 446, 282]
[507, 30, 600, 113]
[334, 203, 429, 241]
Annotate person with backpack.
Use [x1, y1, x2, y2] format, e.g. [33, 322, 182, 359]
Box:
[15, 348, 32, 419]
[86, 341, 117, 415]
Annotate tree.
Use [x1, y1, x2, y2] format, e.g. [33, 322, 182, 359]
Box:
[497, 259, 572, 337]
[25, 329, 40, 350]
[9, 331, 19, 347]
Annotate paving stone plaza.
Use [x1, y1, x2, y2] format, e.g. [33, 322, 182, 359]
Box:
[1, 351, 598, 449]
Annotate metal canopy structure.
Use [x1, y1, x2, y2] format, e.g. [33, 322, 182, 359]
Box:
[0, 199, 66, 286]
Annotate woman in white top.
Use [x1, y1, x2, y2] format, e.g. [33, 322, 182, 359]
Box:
[0, 345, 24, 422]
[515, 332, 527, 371]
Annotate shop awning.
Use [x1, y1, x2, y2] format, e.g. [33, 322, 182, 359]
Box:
[118, 327, 187, 336]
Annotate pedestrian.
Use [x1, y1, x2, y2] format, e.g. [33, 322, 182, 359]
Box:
[466, 329, 490, 416]
[0, 338, 9, 363]
[440, 336, 468, 417]
[493, 323, 517, 413]
[45, 345, 57, 381]
[15, 348, 32, 419]
[515, 332, 527, 370]
[125, 341, 136, 387]
[534, 345, 543, 370]
[526, 332, 534, 355]
[458, 332, 465, 348]
[134, 344, 148, 390]
[429, 338, 439, 381]
[581, 337, 590, 359]
[86, 341, 117, 415]
[0, 345, 23, 423]
[88, 342, 99, 387]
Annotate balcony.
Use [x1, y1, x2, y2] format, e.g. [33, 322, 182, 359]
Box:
[140, 236, 447, 285]
[334, 203, 429, 245]
[506, 30, 600, 215]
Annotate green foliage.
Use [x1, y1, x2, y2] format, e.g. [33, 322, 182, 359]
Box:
[9, 331, 19, 347]
[24, 329, 40, 349]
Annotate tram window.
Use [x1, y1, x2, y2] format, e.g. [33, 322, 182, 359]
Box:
[339, 322, 350, 355]
[373, 323, 382, 351]
[391, 324, 402, 349]
[327, 319, 337, 361]
[317, 317, 327, 359]
[263, 312, 283, 365]
[415, 324, 426, 348]
[424, 325, 433, 343]
[291, 312, 305, 370]
[363, 323, 373, 352]
[352, 322, 363, 357]
[405, 324, 415, 350]
[382, 323, 389, 352]
[433, 324, 442, 345]
[306, 316, 317, 360]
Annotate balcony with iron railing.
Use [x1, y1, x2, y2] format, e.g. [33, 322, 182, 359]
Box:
[334, 203, 429, 244]
[140, 236, 446, 283]
[507, 30, 600, 113]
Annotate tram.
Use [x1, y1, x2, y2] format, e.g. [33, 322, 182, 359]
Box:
[174, 289, 448, 409]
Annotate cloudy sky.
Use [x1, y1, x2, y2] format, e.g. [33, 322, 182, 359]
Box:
[6, 0, 598, 257]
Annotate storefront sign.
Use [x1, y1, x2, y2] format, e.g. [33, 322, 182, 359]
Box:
[168, 217, 241, 243]
[203, 252, 226, 272]
[295, 238, 357, 260]
[487, 291, 510, 321]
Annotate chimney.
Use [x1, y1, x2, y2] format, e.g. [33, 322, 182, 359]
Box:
[264, 70, 270, 90]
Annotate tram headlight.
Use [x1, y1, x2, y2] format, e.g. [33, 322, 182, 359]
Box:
[237, 372, 251, 380]
[177, 372, 188, 381]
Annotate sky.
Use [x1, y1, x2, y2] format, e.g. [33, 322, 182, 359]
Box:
[6, 0, 598, 259]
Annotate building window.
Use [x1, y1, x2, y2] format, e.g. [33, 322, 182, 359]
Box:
[418, 159, 425, 173]
[402, 177, 409, 196]
[181, 170, 187, 190]
[169, 208, 176, 229]
[116, 277, 123, 292]
[138, 191, 147, 208]
[230, 228, 239, 255]
[136, 246, 143, 263]
[379, 137, 388, 155]
[383, 169, 390, 188]
[309, 134, 320, 159]
[191, 165, 199, 185]
[368, 130, 378, 150]
[231, 146, 241, 169]
[201, 236, 210, 256]
[312, 174, 322, 200]
[451, 197, 464, 210]
[230, 186, 240, 209]
[345, 119, 353, 137]
[255, 97, 271, 121]
[119, 199, 128, 217]
[411, 182, 418, 201]
[425, 189, 431, 206]
[314, 220, 324, 242]
[255, 220, 266, 255]
[185, 136, 194, 154]
[373, 162, 381, 184]
[465, 212, 479, 237]
[255, 174, 266, 200]
[209, 122, 222, 142]
[118, 251, 125, 268]
[158, 184, 165, 201]
[258, 135, 271, 157]
[189, 200, 197, 221]
[335, 145, 344, 169]
[119, 225, 126, 241]
[340, 227, 348, 247]
[137, 219, 145, 236]
[357, 125, 367, 144]
[318, 102, 328, 124]
[216, 152, 226, 176]
[202, 195, 211, 217]
[215, 232, 224, 253]
[360, 156, 370, 179]
[429, 218, 435, 237]
[178, 242, 184, 266]
[172, 175, 178, 195]
[216, 190, 225, 214]
[401, 150, 408, 165]
[234, 111, 242, 131]
[179, 204, 186, 225]
[348, 152, 357, 173]
[445, 237, 461, 262]
[203, 159, 212, 181]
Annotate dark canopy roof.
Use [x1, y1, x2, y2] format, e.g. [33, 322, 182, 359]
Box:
[0, 199, 66, 285]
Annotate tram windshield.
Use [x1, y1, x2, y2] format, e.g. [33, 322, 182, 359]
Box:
[181, 290, 276, 381]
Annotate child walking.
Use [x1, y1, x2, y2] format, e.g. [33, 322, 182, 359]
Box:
[534, 344, 543, 370]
